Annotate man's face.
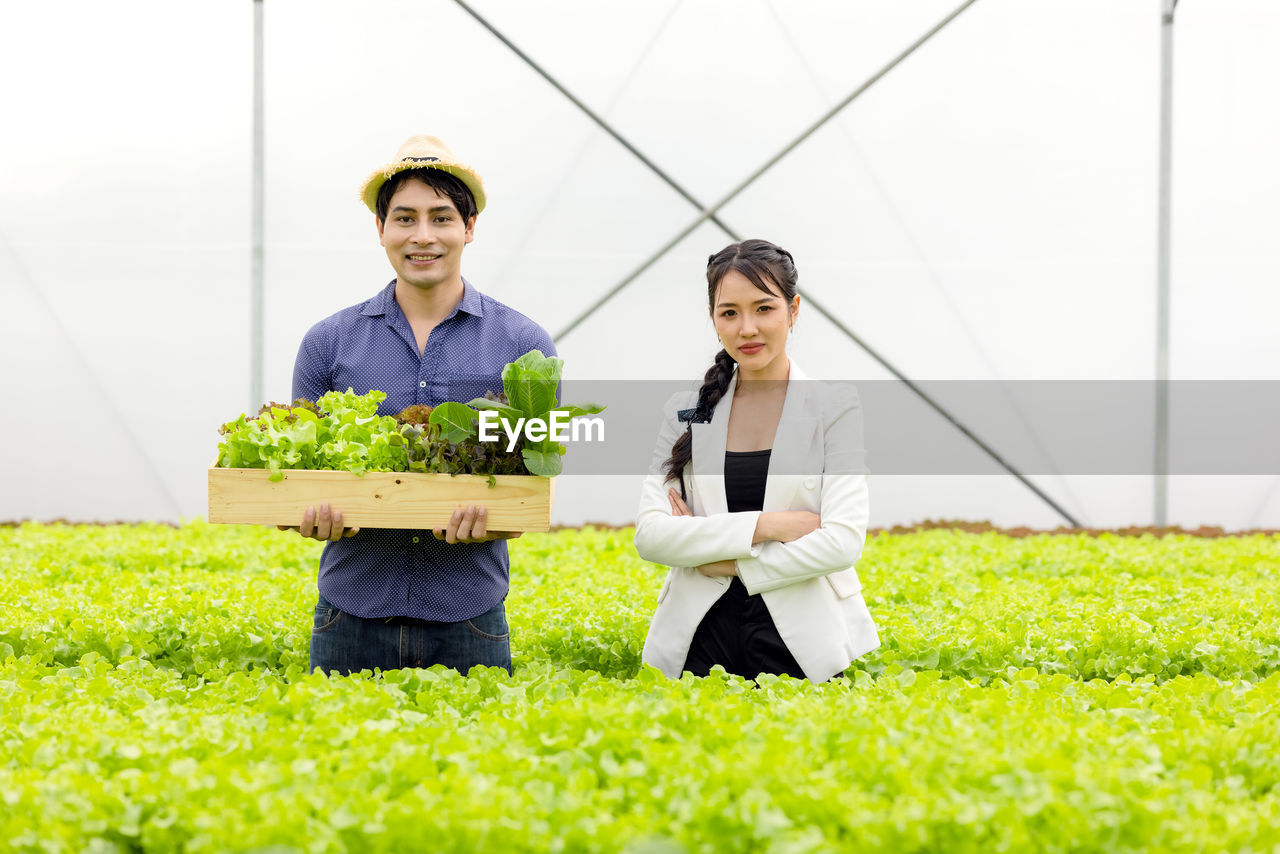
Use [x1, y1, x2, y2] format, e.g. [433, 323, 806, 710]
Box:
[376, 177, 475, 293]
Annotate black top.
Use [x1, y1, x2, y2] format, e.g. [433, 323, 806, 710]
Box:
[725, 449, 772, 513]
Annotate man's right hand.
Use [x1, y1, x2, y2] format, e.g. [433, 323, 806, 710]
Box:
[277, 503, 360, 542]
[753, 510, 821, 544]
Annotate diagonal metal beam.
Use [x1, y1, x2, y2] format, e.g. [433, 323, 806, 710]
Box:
[455, 0, 1083, 526]
[765, 0, 1087, 525]
[0, 229, 185, 519]
[451, 0, 740, 238]
[800, 292, 1082, 527]
[484, 0, 684, 291]
[552, 0, 980, 342]
[1248, 477, 1280, 529]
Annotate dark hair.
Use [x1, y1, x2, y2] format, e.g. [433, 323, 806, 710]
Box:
[662, 239, 799, 485]
[375, 167, 478, 224]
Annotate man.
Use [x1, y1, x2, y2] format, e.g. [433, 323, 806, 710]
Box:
[289, 134, 555, 676]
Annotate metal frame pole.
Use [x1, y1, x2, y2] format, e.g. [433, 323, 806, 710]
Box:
[251, 0, 265, 412]
[1155, 0, 1177, 525]
[455, 0, 1086, 527]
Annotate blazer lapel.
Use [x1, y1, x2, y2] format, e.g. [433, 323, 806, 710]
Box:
[689, 371, 736, 517]
[762, 361, 819, 512]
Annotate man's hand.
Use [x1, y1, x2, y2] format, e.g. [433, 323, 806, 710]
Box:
[432, 505, 523, 544]
[277, 503, 360, 542]
[753, 510, 821, 544]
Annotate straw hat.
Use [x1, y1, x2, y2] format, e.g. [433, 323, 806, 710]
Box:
[359, 134, 487, 215]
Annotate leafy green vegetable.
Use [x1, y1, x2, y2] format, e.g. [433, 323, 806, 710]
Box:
[504, 348, 561, 420]
[7, 524, 1280, 851]
[217, 351, 600, 480]
[426, 349, 604, 477]
[216, 390, 405, 481]
[426, 401, 482, 445]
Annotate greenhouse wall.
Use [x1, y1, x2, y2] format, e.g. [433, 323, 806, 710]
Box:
[2, 0, 1278, 529]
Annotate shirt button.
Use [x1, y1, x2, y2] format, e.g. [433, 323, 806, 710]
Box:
[419, 381, 427, 388]
[803, 477, 818, 489]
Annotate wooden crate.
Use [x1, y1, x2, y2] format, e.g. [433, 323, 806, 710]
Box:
[208, 467, 553, 532]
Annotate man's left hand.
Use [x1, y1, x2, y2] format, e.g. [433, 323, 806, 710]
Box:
[432, 505, 523, 544]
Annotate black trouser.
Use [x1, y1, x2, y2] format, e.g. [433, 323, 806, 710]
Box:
[682, 577, 805, 680]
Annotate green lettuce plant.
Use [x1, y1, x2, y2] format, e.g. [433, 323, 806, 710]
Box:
[6, 524, 1280, 851]
[428, 350, 604, 477]
[216, 351, 602, 480]
[216, 390, 405, 480]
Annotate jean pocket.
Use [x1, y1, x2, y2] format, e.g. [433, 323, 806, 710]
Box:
[313, 600, 344, 634]
[464, 606, 510, 642]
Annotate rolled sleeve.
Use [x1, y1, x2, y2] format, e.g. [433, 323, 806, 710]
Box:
[734, 472, 869, 594]
[633, 393, 763, 568]
[733, 385, 870, 594]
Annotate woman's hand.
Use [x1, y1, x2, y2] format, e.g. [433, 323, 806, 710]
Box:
[669, 489, 738, 578]
[696, 560, 738, 578]
[277, 504, 360, 542]
[753, 510, 821, 544]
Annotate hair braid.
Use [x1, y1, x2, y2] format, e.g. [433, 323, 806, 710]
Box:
[663, 348, 736, 485]
[660, 238, 797, 491]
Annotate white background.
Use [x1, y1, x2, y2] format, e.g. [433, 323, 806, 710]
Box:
[2, 0, 1278, 529]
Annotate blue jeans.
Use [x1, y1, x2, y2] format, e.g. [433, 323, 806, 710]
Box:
[309, 594, 512, 676]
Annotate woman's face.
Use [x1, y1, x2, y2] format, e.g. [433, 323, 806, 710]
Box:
[711, 269, 798, 378]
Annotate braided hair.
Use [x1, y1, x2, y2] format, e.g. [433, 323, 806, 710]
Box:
[662, 239, 799, 486]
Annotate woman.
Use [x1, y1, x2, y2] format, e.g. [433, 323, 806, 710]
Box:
[633, 239, 878, 683]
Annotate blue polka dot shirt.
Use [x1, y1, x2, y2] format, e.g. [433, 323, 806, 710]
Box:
[292, 279, 556, 622]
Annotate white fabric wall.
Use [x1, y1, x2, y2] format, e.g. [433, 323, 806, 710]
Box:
[2, 0, 1278, 528]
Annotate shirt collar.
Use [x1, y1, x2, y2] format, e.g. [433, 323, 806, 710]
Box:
[360, 281, 398, 318]
[360, 279, 485, 319]
[454, 278, 484, 318]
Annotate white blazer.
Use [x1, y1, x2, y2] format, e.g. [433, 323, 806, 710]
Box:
[633, 361, 879, 683]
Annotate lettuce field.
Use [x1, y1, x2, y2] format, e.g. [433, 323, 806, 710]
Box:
[3, 523, 1280, 852]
